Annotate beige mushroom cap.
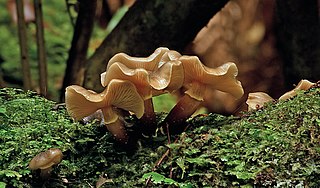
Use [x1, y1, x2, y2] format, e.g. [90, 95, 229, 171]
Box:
[179, 56, 244, 101]
[246, 92, 274, 111]
[106, 47, 169, 71]
[65, 79, 144, 124]
[149, 59, 184, 93]
[101, 62, 153, 100]
[158, 50, 182, 67]
[279, 79, 315, 101]
[65, 85, 105, 121]
[29, 148, 63, 170]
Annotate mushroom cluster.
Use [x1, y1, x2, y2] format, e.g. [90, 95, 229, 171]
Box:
[65, 47, 244, 143]
[246, 79, 315, 111]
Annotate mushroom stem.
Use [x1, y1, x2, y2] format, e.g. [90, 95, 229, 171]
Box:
[105, 118, 128, 144]
[39, 167, 52, 180]
[140, 98, 157, 136]
[161, 94, 201, 134]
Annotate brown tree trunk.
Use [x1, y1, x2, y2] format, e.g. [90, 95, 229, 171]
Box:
[275, 0, 320, 89]
[34, 0, 48, 96]
[61, 0, 97, 100]
[84, 0, 229, 91]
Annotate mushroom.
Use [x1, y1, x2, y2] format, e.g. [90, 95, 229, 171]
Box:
[101, 62, 158, 136]
[65, 79, 144, 143]
[246, 92, 274, 111]
[100, 59, 184, 136]
[101, 62, 154, 99]
[102, 48, 183, 136]
[103, 48, 169, 136]
[279, 79, 315, 101]
[161, 56, 244, 133]
[107, 47, 170, 71]
[29, 148, 63, 179]
[149, 60, 184, 92]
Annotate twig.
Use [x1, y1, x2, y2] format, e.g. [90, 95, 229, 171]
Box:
[145, 124, 190, 187]
[16, 0, 32, 90]
[65, 0, 76, 28]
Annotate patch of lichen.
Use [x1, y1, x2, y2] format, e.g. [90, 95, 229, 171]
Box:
[0, 87, 319, 187]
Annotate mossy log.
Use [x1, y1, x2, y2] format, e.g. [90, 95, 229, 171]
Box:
[1, 85, 319, 187]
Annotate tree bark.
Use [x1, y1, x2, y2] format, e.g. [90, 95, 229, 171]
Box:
[84, 0, 229, 91]
[275, 0, 320, 89]
[61, 0, 96, 100]
[34, 0, 48, 96]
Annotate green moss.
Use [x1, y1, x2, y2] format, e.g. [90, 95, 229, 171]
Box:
[159, 87, 320, 187]
[0, 87, 319, 187]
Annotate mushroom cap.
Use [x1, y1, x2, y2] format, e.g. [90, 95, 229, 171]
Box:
[149, 59, 184, 93]
[65, 79, 144, 124]
[106, 47, 169, 71]
[65, 85, 105, 121]
[158, 50, 182, 67]
[279, 79, 315, 101]
[246, 92, 274, 111]
[101, 62, 153, 100]
[29, 148, 63, 170]
[179, 56, 244, 101]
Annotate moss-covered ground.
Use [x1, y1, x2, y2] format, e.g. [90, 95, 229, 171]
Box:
[0, 85, 320, 187]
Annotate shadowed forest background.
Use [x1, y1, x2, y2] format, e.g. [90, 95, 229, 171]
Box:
[0, 0, 319, 114]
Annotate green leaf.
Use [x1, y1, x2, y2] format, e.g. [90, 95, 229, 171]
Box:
[186, 155, 216, 166]
[0, 182, 7, 188]
[176, 157, 186, 179]
[142, 172, 177, 185]
[0, 170, 22, 179]
[166, 143, 183, 150]
[0, 107, 8, 118]
[76, 138, 95, 143]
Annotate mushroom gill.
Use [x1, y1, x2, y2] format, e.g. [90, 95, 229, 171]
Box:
[65, 79, 144, 143]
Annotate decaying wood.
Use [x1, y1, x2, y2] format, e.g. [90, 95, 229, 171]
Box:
[84, 0, 229, 91]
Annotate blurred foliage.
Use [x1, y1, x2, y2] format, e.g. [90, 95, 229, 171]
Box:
[0, 1, 121, 101]
[0, 1, 176, 112]
[1, 85, 319, 187]
[153, 93, 177, 112]
[0, 1, 72, 100]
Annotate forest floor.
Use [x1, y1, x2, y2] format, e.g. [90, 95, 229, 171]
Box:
[0, 84, 320, 187]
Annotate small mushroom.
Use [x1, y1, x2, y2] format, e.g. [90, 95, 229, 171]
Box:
[246, 92, 274, 111]
[65, 79, 144, 143]
[161, 56, 244, 133]
[29, 148, 63, 179]
[279, 79, 315, 100]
